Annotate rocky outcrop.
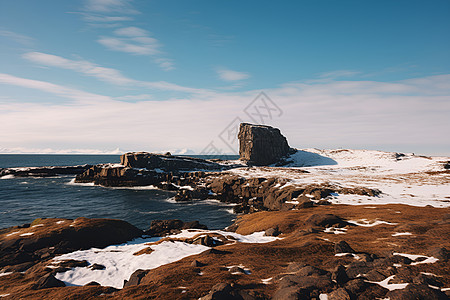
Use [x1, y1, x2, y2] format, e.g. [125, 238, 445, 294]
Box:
[0, 217, 143, 268]
[120, 152, 226, 172]
[238, 123, 295, 166]
[0, 165, 92, 178]
[75, 165, 166, 187]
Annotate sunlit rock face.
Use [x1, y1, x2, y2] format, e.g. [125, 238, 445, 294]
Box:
[238, 123, 293, 166]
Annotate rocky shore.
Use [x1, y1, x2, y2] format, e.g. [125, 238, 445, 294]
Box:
[1, 123, 449, 299]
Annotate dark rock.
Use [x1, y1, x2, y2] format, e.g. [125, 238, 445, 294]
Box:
[295, 198, 314, 209]
[229, 266, 246, 274]
[191, 260, 205, 267]
[192, 235, 220, 247]
[286, 262, 307, 273]
[121, 152, 224, 172]
[413, 273, 444, 287]
[443, 161, 450, 169]
[85, 281, 101, 286]
[295, 265, 328, 277]
[278, 273, 334, 291]
[305, 214, 347, 228]
[334, 241, 355, 254]
[317, 199, 332, 205]
[123, 269, 149, 287]
[89, 263, 106, 270]
[31, 273, 66, 290]
[238, 123, 294, 166]
[328, 288, 351, 300]
[0, 165, 92, 178]
[428, 247, 448, 261]
[272, 286, 305, 300]
[199, 282, 256, 300]
[344, 278, 369, 296]
[144, 219, 207, 237]
[264, 227, 280, 237]
[386, 283, 447, 300]
[332, 265, 349, 285]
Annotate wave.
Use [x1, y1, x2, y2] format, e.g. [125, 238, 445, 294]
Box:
[0, 175, 15, 179]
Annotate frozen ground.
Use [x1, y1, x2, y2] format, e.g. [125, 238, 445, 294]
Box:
[229, 148, 450, 207]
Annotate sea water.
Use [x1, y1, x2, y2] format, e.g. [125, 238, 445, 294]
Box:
[0, 155, 237, 230]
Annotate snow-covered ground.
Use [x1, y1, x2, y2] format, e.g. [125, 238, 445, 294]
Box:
[230, 149, 450, 207]
[53, 230, 279, 289]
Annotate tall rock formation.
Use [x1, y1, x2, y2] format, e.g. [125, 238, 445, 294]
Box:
[238, 123, 294, 166]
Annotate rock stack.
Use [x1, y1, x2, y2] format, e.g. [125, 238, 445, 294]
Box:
[238, 123, 295, 166]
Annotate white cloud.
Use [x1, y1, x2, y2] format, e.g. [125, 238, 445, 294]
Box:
[0, 73, 448, 155]
[0, 73, 111, 104]
[22, 52, 201, 93]
[114, 26, 148, 37]
[97, 27, 175, 71]
[79, 14, 133, 23]
[319, 70, 361, 79]
[83, 0, 138, 14]
[216, 68, 250, 81]
[98, 36, 160, 55]
[0, 29, 34, 46]
[155, 58, 175, 71]
[23, 52, 133, 85]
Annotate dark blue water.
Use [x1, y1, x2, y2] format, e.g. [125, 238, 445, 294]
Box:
[0, 155, 237, 230]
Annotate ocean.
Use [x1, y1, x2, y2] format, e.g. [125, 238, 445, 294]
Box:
[0, 154, 238, 230]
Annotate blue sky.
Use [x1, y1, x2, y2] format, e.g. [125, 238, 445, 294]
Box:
[0, 0, 449, 155]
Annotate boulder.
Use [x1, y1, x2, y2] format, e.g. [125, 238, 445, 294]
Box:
[334, 241, 355, 254]
[238, 123, 294, 166]
[305, 214, 347, 228]
[31, 273, 65, 290]
[123, 269, 149, 287]
[199, 282, 256, 300]
[144, 219, 207, 237]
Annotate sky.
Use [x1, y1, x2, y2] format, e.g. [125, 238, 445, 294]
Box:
[0, 0, 449, 155]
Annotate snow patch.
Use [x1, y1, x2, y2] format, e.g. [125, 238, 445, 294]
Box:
[393, 253, 439, 265]
[367, 275, 408, 291]
[347, 219, 397, 227]
[54, 238, 208, 289]
[324, 227, 347, 234]
[19, 232, 34, 237]
[391, 232, 412, 237]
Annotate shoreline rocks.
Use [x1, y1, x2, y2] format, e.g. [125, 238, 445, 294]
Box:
[0, 165, 92, 178]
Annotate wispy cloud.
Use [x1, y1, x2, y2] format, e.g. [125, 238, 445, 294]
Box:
[0, 29, 34, 46]
[98, 35, 160, 55]
[216, 68, 250, 81]
[83, 0, 138, 14]
[22, 52, 203, 93]
[0, 73, 111, 104]
[98, 26, 175, 70]
[114, 26, 147, 37]
[319, 70, 361, 79]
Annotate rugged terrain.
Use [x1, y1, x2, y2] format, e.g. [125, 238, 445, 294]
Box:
[0, 205, 449, 299]
[1, 123, 449, 299]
